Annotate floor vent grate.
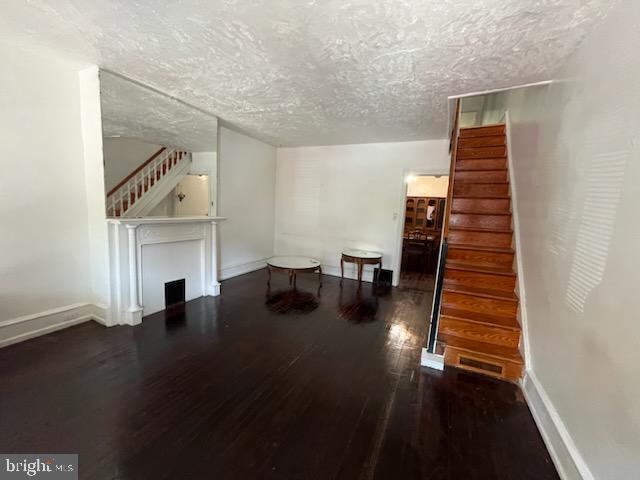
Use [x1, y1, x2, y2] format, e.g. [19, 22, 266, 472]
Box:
[459, 355, 503, 375]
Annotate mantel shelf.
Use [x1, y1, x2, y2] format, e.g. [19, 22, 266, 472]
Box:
[107, 216, 227, 226]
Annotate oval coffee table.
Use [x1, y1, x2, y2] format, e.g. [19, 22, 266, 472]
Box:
[267, 256, 322, 289]
[341, 249, 383, 286]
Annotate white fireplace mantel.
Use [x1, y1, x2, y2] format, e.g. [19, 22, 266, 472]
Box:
[109, 216, 226, 226]
[106, 216, 226, 326]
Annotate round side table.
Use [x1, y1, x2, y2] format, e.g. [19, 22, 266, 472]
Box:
[267, 256, 322, 289]
[340, 250, 382, 286]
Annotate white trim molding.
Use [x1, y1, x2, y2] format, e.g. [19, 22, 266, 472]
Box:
[126, 224, 143, 325]
[522, 370, 594, 480]
[392, 167, 450, 287]
[208, 221, 221, 295]
[219, 257, 269, 281]
[0, 303, 101, 348]
[448, 80, 553, 100]
[421, 349, 444, 371]
[107, 216, 226, 325]
[503, 111, 531, 364]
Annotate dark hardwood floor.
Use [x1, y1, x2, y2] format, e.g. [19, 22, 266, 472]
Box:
[0, 270, 558, 480]
[398, 270, 436, 292]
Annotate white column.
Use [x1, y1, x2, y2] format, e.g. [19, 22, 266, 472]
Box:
[208, 220, 221, 296]
[125, 224, 143, 324]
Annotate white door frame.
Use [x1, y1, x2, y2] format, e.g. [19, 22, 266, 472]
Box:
[391, 168, 449, 286]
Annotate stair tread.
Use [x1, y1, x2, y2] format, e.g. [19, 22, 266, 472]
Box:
[440, 306, 519, 329]
[455, 168, 508, 174]
[455, 156, 508, 161]
[451, 210, 511, 215]
[460, 123, 505, 130]
[443, 284, 518, 302]
[441, 335, 524, 363]
[447, 244, 514, 253]
[459, 125, 505, 139]
[440, 312, 520, 332]
[448, 226, 513, 233]
[451, 199, 511, 214]
[458, 135, 505, 146]
[455, 159, 508, 171]
[446, 262, 516, 276]
[455, 180, 509, 185]
[455, 168, 507, 173]
[454, 182, 509, 186]
[456, 169, 507, 174]
[454, 195, 511, 199]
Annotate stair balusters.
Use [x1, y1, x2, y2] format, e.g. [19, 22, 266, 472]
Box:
[106, 148, 189, 217]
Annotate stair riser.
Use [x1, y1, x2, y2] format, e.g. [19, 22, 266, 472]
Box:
[458, 135, 505, 148]
[449, 213, 511, 230]
[439, 317, 520, 348]
[448, 230, 512, 248]
[442, 291, 518, 318]
[444, 269, 516, 292]
[456, 158, 508, 171]
[451, 198, 510, 214]
[457, 146, 507, 159]
[454, 170, 508, 183]
[448, 248, 514, 269]
[454, 183, 509, 198]
[459, 125, 505, 138]
[443, 344, 523, 381]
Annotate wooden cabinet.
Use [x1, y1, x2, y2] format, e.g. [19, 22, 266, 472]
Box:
[404, 196, 446, 233]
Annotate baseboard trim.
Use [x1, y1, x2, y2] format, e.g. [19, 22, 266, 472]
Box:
[521, 370, 593, 480]
[90, 304, 108, 326]
[0, 303, 103, 348]
[421, 348, 444, 370]
[219, 258, 268, 281]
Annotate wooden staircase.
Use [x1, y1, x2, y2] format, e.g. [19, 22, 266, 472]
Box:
[437, 123, 524, 381]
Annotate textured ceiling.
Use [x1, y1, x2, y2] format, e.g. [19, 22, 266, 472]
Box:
[100, 71, 218, 151]
[0, 0, 617, 146]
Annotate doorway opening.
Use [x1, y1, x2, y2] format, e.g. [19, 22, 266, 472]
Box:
[399, 174, 449, 291]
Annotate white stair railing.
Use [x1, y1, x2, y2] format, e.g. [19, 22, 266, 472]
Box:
[106, 148, 190, 217]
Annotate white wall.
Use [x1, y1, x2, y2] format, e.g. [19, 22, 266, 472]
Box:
[0, 41, 99, 343]
[147, 190, 176, 217]
[103, 137, 161, 191]
[218, 127, 277, 279]
[274, 140, 449, 283]
[190, 151, 217, 215]
[147, 175, 210, 218]
[175, 175, 209, 216]
[498, 2, 640, 478]
[407, 175, 449, 197]
[79, 66, 111, 323]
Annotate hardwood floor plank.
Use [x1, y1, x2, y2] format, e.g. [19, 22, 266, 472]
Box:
[0, 270, 557, 480]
